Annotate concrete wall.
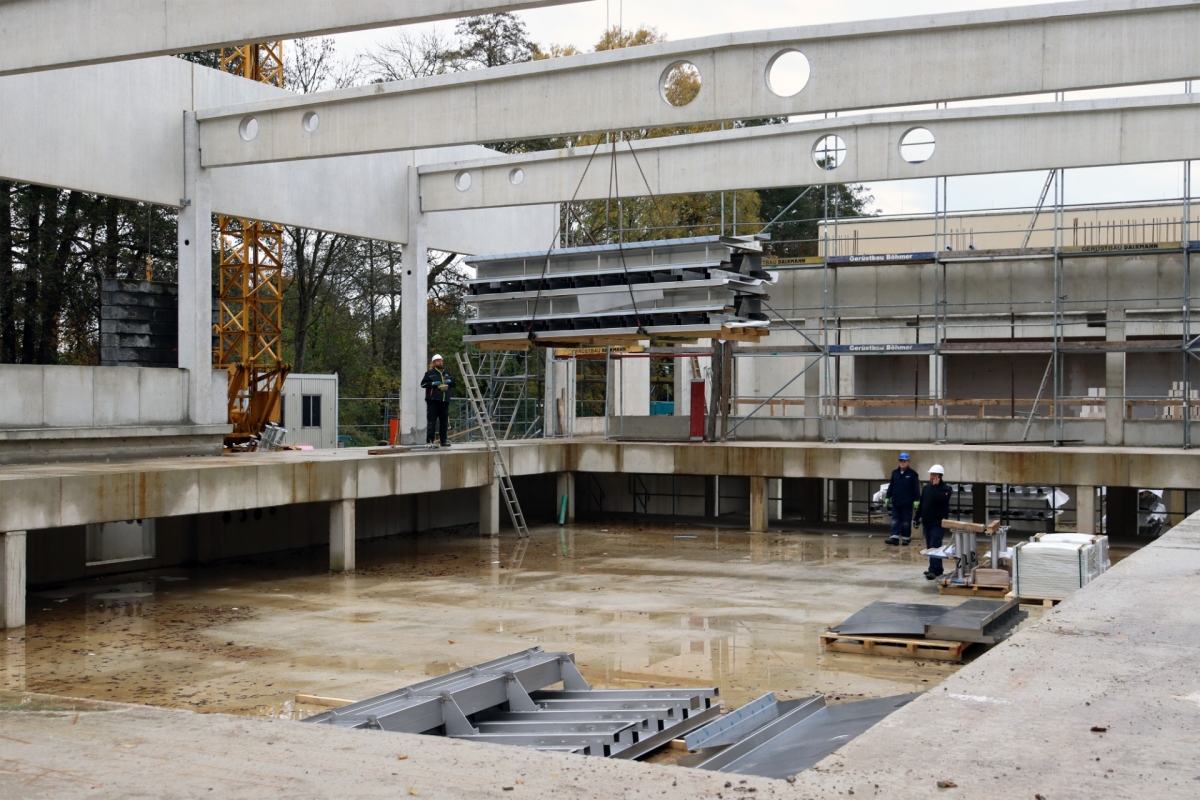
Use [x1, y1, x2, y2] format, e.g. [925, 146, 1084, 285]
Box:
[0, 365, 230, 464]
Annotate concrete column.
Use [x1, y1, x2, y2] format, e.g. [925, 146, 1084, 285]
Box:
[770, 478, 783, 521]
[929, 354, 944, 417]
[400, 166, 429, 445]
[803, 356, 822, 440]
[1106, 310, 1126, 446]
[750, 476, 769, 532]
[1164, 488, 1185, 530]
[479, 482, 500, 536]
[545, 353, 577, 438]
[555, 473, 576, 523]
[1, 531, 27, 630]
[178, 113, 215, 425]
[833, 479, 850, 523]
[705, 476, 720, 518]
[329, 500, 355, 573]
[1076, 486, 1097, 534]
[609, 351, 651, 418]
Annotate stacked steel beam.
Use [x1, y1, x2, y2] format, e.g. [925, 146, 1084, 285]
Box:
[464, 236, 775, 346]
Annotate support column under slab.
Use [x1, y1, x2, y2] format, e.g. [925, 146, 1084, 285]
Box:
[1076, 486, 1097, 535]
[556, 473, 575, 523]
[330, 500, 356, 573]
[480, 482, 500, 536]
[0, 532, 27, 630]
[750, 476, 769, 533]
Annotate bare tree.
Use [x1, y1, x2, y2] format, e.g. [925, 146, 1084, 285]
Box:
[365, 29, 458, 82]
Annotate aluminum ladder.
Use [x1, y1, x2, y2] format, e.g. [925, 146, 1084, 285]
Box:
[456, 353, 530, 539]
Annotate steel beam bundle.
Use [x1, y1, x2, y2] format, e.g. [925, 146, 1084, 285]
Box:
[303, 649, 721, 759]
[465, 236, 775, 345]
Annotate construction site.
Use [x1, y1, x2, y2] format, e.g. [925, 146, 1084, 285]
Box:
[2, 1, 1200, 797]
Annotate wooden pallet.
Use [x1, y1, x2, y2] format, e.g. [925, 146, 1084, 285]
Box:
[819, 632, 969, 663]
[1016, 596, 1065, 608]
[937, 583, 1011, 599]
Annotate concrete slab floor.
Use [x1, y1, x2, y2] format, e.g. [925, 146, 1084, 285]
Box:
[3, 524, 1028, 718]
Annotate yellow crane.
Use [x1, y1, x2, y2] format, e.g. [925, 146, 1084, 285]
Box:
[216, 43, 291, 446]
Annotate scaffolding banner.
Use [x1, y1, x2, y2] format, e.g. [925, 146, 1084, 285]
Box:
[829, 344, 937, 355]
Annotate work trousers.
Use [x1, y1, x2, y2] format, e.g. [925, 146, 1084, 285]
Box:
[924, 525, 945, 575]
[890, 504, 913, 541]
[426, 400, 449, 445]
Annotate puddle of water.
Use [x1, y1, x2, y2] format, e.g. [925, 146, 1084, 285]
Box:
[8, 525, 996, 716]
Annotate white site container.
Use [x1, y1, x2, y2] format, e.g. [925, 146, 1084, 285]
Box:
[280, 373, 339, 450]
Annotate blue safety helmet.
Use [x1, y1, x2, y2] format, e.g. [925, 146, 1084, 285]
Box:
[898, 452, 910, 461]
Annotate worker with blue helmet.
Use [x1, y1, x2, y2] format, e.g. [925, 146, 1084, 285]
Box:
[884, 452, 921, 546]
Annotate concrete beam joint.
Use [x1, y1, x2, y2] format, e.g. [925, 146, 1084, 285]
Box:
[195, 0, 1200, 167]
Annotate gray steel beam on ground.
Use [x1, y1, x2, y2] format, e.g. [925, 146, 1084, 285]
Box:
[195, 0, 1200, 167]
[418, 96, 1200, 211]
[0, 0, 586, 76]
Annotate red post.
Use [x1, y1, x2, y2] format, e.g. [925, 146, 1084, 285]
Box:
[690, 379, 707, 442]
[388, 418, 399, 446]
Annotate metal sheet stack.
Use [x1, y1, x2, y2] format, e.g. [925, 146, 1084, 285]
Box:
[463, 236, 775, 347]
[1033, 533, 1111, 575]
[829, 598, 1026, 645]
[1013, 537, 1109, 600]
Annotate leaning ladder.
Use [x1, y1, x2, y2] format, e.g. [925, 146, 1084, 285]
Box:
[456, 353, 530, 539]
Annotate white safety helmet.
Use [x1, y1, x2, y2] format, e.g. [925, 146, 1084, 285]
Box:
[432, 354, 444, 363]
[928, 464, 945, 476]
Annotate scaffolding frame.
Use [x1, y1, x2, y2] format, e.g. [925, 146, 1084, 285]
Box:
[734, 161, 1200, 450]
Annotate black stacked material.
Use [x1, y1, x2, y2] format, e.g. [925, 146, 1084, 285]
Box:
[100, 280, 179, 368]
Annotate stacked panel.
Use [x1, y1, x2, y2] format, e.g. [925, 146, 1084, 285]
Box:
[464, 236, 775, 345]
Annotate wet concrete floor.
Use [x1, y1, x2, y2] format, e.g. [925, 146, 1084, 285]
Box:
[2, 523, 1069, 719]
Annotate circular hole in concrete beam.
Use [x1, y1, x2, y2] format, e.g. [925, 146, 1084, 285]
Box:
[455, 171, 473, 192]
[812, 134, 847, 171]
[302, 111, 320, 133]
[509, 168, 525, 186]
[767, 50, 811, 98]
[239, 116, 259, 142]
[661, 61, 702, 107]
[899, 127, 937, 164]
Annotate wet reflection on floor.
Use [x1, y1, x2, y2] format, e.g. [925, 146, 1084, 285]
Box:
[6, 523, 1037, 717]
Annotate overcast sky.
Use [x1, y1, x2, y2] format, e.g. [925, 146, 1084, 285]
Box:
[333, 0, 1195, 217]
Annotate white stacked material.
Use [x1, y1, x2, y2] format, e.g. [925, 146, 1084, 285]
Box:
[1033, 533, 1111, 576]
[1013, 541, 1097, 600]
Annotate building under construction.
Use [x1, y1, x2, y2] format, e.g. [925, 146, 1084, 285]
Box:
[1, 1, 1199, 797]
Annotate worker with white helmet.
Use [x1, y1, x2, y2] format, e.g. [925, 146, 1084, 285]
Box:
[421, 354, 456, 449]
[913, 464, 953, 580]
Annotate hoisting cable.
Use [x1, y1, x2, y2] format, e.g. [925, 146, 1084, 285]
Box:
[609, 133, 650, 338]
[526, 140, 605, 341]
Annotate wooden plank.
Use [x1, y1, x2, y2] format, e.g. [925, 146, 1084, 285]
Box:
[938, 583, 1010, 599]
[296, 694, 355, 708]
[942, 519, 1001, 534]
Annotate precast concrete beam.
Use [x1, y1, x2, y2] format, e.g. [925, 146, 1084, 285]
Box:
[418, 96, 1200, 210]
[0, 57, 555, 252]
[195, 0, 1200, 167]
[0, 0, 586, 76]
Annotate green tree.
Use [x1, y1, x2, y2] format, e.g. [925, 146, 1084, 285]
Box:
[453, 13, 535, 68]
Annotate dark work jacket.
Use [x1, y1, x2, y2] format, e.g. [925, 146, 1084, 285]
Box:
[919, 481, 953, 529]
[885, 467, 921, 508]
[422, 367, 456, 403]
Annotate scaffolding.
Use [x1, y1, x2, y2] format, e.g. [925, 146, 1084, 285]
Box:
[736, 161, 1200, 450]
